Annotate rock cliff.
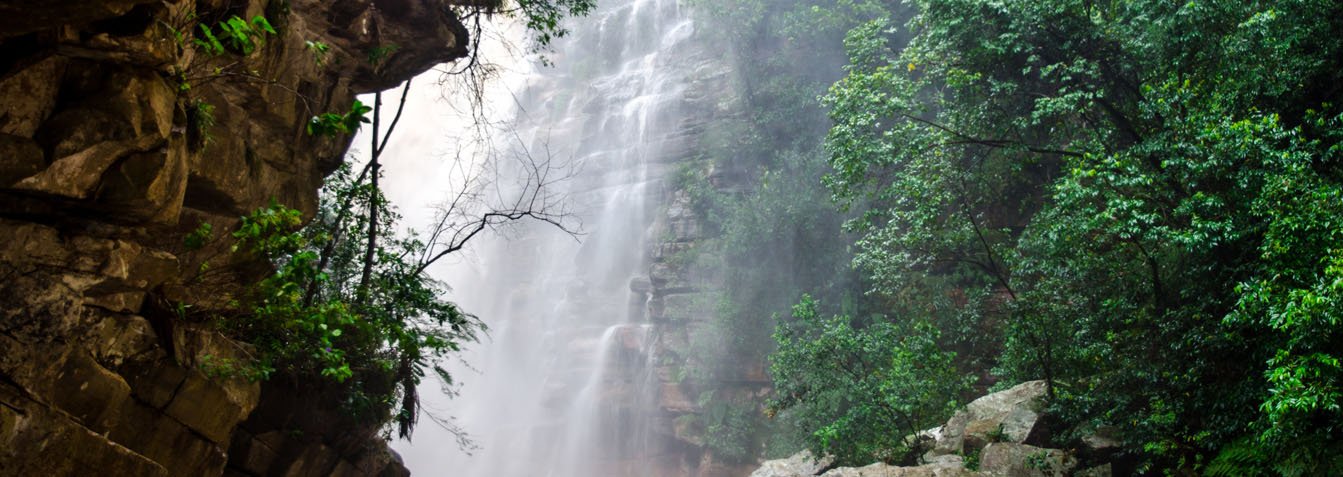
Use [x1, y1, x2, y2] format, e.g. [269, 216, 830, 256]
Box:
[0, 1, 470, 475]
[637, 79, 767, 476]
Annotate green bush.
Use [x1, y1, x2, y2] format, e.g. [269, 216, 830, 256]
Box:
[222, 163, 483, 437]
[767, 295, 969, 466]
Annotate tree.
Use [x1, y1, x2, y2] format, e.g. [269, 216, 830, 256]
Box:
[818, 0, 1343, 472]
[768, 295, 968, 466]
[227, 165, 485, 440]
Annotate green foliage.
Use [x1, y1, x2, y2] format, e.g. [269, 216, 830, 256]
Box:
[186, 99, 216, 151]
[668, 0, 893, 462]
[510, 0, 596, 52]
[1205, 438, 1273, 477]
[305, 40, 330, 66]
[307, 100, 374, 137]
[768, 296, 969, 466]
[222, 163, 483, 437]
[184, 222, 214, 251]
[962, 447, 980, 470]
[198, 353, 274, 382]
[229, 201, 356, 382]
[195, 15, 276, 56]
[366, 44, 399, 66]
[164, 12, 278, 95]
[1023, 450, 1055, 472]
[815, 0, 1343, 472]
[1223, 108, 1343, 475]
[699, 392, 762, 463]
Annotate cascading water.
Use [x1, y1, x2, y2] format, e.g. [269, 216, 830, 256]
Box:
[393, 0, 707, 475]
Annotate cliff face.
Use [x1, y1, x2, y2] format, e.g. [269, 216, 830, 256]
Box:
[636, 55, 763, 477]
[0, 1, 468, 475]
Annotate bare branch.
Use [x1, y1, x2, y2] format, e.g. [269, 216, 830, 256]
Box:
[413, 127, 580, 276]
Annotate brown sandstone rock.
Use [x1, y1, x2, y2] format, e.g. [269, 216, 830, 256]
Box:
[49, 351, 133, 434]
[110, 399, 229, 477]
[0, 382, 169, 477]
[0, 134, 45, 186]
[660, 382, 697, 413]
[0, 0, 471, 475]
[15, 136, 164, 199]
[0, 55, 67, 137]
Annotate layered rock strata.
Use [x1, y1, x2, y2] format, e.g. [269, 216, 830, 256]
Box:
[0, 1, 471, 475]
[638, 139, 767, 476]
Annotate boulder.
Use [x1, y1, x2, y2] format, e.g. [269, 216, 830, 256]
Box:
[1078, 425, 1121, 460]
[278, 442, 340, 477]
[672, 415, 705, 447]
[978, 443, 1076, 477]
[630, 275, 653, 293]
[933, 381, 1047, 456]
[819, 461, 977, 477]
[164, 371, 255, 445]
[751, 450, 834, 477]
[87, 313, 163, 368]
[97, 142, 191, 223]
[751, 382, 1094, 477]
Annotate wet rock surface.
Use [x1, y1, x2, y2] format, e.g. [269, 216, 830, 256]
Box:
[0, 0, 469, 475]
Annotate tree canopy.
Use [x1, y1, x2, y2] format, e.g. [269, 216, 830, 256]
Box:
[810, 0, 1343, 472]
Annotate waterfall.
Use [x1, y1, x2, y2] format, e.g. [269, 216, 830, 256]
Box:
[391, 0, 707, 475]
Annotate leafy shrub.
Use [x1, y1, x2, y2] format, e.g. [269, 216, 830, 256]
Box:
[195, 15, 276, 56]
[222, 163, 483, 437]
[307, 100, 373, 137]
[767, 295, 969, 466]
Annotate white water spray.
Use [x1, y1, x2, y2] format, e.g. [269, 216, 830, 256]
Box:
[392, 0, 703, 475]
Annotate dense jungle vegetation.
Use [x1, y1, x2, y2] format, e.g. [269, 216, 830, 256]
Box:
[680, 0, 1343, 474]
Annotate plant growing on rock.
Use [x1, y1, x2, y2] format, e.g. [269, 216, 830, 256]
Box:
[225, 170, 485, 438]
[306, 99, 373, 137]
[195, 15, 276, 56]
[163, 11, 278, 91]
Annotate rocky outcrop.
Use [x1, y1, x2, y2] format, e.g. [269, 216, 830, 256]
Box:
[752, 381, 1117, 477]
[0, 0, 471, 475]
[930, 381, 1050, 457]
[639, 93, 764, 477]
[749, 451, 834, 477]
